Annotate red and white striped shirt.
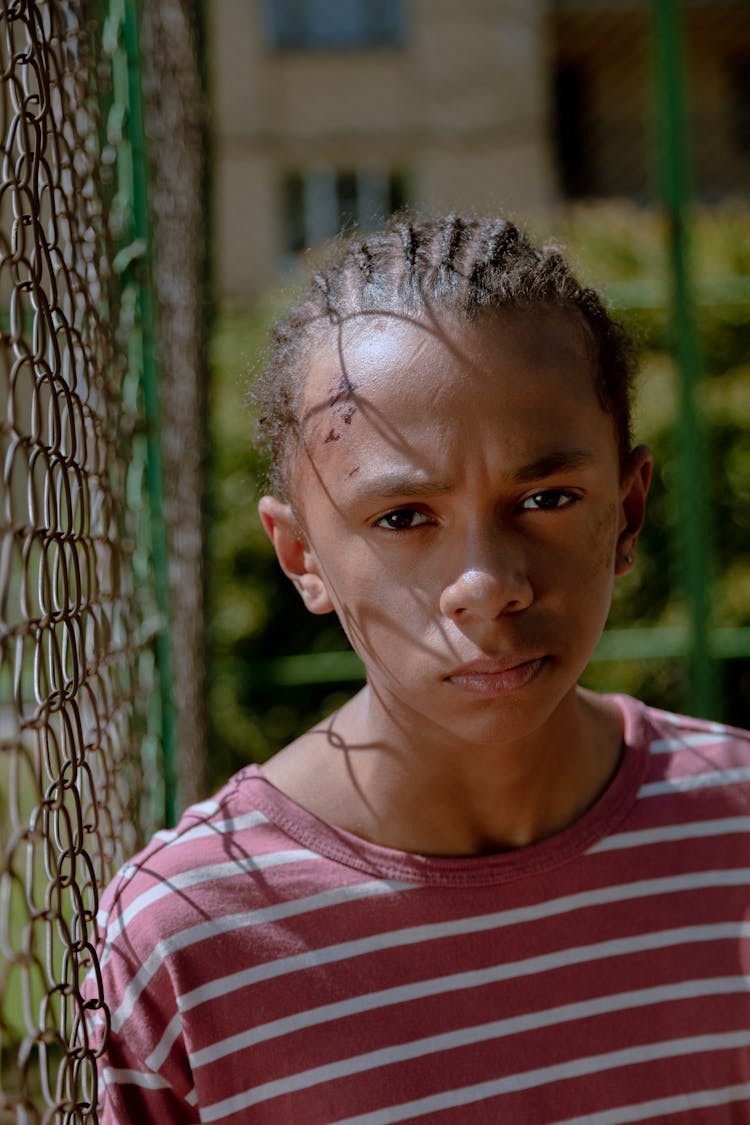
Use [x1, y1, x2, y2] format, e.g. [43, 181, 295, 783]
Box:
[89, 695, 750, 1123]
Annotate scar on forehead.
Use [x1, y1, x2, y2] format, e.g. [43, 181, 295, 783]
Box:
[348, 466, 360, 477]
[328, 372, 357, 408]
[324, 429, 342, 444]
[327, 379, 358, 427]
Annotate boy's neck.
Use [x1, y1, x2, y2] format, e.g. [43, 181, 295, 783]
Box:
[261, 687, 625, 857]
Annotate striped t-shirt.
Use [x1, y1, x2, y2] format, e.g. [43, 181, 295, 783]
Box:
[90, 695, 750, 1123]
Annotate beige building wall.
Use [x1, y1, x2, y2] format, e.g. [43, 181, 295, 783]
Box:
[210, 0, 554, 301]
[210, 1, 750, 302]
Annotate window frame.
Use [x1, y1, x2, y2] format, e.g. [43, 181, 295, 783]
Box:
[265, 0, 404, 51]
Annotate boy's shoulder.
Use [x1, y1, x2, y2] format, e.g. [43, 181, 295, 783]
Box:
[112, 767, 265, 868]
[619, 694, 750, 811]
[621, 693, 750, 759]
[95, 766, 296, 950]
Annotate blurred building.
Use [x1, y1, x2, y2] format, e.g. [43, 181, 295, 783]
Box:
[210, 0, 750, 301]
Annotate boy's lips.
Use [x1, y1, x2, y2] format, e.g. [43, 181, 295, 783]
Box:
[445, 655, 546, 696]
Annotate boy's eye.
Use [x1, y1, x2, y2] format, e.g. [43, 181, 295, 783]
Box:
[520, 489, 579, 512]
[375, 508, 432, 530]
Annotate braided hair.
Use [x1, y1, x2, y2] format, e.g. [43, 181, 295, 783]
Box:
[253, 213, 637, 500]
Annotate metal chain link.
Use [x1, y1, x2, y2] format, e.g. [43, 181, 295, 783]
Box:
[0, 2, 162, 1120]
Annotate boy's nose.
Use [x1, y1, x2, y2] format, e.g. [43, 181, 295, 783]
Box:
[439, 538, 534, 622]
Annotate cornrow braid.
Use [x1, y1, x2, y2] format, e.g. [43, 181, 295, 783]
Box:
[486, 219, 520, 268]
[467, 218, 518, 301]
[401, 221, 419, 266]
[440, 214, 467, 270]
[311, 270, 339, 324]
[252, 213, 637, 500]
[356, 241, 375, 283]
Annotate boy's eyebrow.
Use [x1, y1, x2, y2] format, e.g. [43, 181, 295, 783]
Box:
[349, 472, 454, 501]
[511, 449, 596, 483]
[348, 450, 596, 502]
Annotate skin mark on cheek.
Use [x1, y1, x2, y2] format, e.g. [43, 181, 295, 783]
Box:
[324, 429, 342, 444]
[590, 503, 620, 575]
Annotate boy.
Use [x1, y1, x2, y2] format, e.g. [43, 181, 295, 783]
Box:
[91, 215, 750, 1123]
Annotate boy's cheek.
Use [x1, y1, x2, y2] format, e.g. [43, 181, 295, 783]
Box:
[326, 577, 425, 643]
[585, 503, 621, 578]
[544, 502, 620, 583]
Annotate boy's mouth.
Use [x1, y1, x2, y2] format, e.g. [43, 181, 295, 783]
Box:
[445, 655, 546, 696]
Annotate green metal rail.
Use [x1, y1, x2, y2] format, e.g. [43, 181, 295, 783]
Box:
[650, 0, 720, 718]
[247, 622, 750, 689]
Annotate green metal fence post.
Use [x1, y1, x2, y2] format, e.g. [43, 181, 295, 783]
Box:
[650, 0, 719, 718]
[122, 0, 178, 824]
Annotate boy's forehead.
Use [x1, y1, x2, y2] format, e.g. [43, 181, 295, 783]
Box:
[302, 315, 439, 408]
[288, 308, 621, 510]
[299, 307, 595, 425]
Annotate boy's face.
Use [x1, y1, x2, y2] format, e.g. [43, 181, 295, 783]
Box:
[261, 307, 651, 750]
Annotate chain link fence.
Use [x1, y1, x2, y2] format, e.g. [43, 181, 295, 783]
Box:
[0, 1, 200, 1118]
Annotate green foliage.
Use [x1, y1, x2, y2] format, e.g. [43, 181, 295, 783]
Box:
[207, 207, 750, 788]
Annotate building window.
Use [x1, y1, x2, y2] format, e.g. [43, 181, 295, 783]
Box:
[552, 60, 594, 199]
[282, 167, 408, 254]
[729, 55, 750, 157]
[267, 0, 403, 50]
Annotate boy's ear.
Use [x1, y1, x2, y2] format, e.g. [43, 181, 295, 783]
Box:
[615, 444, 653, 576]
[258, 496, 335, 615]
